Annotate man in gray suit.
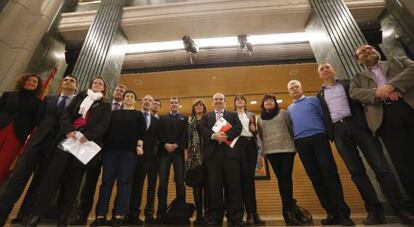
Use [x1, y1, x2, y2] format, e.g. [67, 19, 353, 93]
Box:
[350, 44, 414, 223]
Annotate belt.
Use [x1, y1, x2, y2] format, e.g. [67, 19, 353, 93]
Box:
[333, 116, 352, 125]
[239, 136, 254, 141]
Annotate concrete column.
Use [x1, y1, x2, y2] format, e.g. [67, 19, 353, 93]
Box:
[0, 0, 64, 92]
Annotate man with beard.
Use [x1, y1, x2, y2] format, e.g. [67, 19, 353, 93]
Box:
[350, 44, 414, 223]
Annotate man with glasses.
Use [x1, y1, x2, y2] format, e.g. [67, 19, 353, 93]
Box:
[350, 44, 414, 224]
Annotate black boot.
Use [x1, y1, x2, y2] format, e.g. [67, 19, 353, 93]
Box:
[246, 213, 254, 226]
[23, 215, 40, 227]
[253, 213, 265, 225]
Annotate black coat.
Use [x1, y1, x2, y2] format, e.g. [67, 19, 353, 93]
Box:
[199, 111, 242, 160]
[317, 79, 369, 141]
[158, 113, 188, 156]
[0, 91, 41, 143]
[60, 91, 112, 146]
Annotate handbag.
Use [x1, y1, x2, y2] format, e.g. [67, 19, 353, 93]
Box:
[185, 165, 203, 187]
[163, 199, 195, 225]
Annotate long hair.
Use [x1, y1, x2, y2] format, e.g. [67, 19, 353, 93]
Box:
[88, 76, 107, 97]
[260, 94, 279, 110]
[233, 94, 247, 111]
[15, 73, 43, 96]
[191, 99, 207, 117]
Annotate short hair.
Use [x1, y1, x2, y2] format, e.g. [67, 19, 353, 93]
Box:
[233, 94, 247, 111]
[191, 99, 207, 116]
[260, 94, 279, 110]
[287, 80, 302, 90]
[64, 74, 78, 83]
[15, 73, 43, 96]
[123, 90, 137, 100]
[154, 98, 161, 107]
[213, 93, 225, 101]
[354, 44, 382, 61]
[169, 96, 180, 103]
[89, 76, 107, 96]
[116, 84, 127, 90]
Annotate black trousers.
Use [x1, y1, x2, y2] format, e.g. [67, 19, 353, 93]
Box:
[30, 149, 88, 218]
[295, 133, 350, 218]
[206, 147, 244, 222]
[74, 154, 102, 219]
[128, 156, 158, 217]
[266, 152, 296, 219]
[333, 119, 406, 213]
[193, 185, 210, 218]
[157, 153, 185, 216]
[0, 138, 55, 221]
[378, 99, 414, 202]
[237, 137, 259, 214]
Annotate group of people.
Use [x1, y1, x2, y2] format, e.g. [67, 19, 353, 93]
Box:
[0, 43, 412, 227]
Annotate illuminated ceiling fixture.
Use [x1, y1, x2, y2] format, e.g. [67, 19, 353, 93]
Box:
[277, 99, 283, 104]
[249, 100, 258, 105]
[125, 32, 308, 54]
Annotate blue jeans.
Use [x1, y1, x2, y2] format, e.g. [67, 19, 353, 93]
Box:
[334, 119, 406, 212]
[95, 151, 137, 217]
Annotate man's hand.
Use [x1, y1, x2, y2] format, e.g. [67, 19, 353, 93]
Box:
[387, 91, 402, 101]
[212, 132, 227, 143]
[164, 143, 176, 153]
[136, 145, 144, 155]
[375, 84, 395, 99]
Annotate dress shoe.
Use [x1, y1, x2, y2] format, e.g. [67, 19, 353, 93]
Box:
[246, 213, 255, 226]
[23, 215, 40, 227]
[70, 215, 88, 225]
[363, 212, 385, 225]
[90, 217, 110, 227]
[396, 210, 414, 226]
[57, 216, 68, 227]
[205, 218, 222, 226]
[10, 217, 22, 224]
[144, 216, 156, 224]
[194, 217, 205, 225]
[229, 220, 246, 226]
[111, 217, 122, 227]
[122, 214, 143, 225]
[338, 217, 355, 226]
[321, 214, 338, 225]
[253, 213, 265, 225]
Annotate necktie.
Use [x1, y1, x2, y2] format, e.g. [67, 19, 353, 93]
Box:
[113, 102, 120, 111]
[57, 96, 68, 115]
[216, 111, 222, 121]
[144, 112, 150, 130]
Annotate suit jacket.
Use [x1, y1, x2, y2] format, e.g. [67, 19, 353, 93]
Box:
[60, 90, 112, 146]
[199, 110, 242, 160]
[0, 91, 41, 143]
[141, 112, 160, 160]
[317, 80, 369, 141]
[350, 56, 414, 134]
[158, 113, 188, 156]
[28, 95, 61, 146]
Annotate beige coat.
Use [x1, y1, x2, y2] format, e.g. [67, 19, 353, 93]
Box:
[350, 56, 414, 134]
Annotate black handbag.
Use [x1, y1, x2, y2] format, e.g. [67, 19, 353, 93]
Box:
[185, 165, 203, 187]
[163, 199, 195, 225]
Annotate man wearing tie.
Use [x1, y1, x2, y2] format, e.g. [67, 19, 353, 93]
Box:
[152, 98, 161, 119]
[156, 97, 188, 223]
[124, 95, 160, 225]
[199, 93, 244, 226]
[0, 75, 77, 226]
[71, 84, 127, 225]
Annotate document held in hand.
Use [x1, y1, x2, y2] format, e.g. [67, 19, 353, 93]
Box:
[61, 131, 101, 165]
[212, 117, 239, 148]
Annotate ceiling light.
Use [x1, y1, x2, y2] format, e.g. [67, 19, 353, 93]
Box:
[125, 32, 308, 54]
[277, 99, 283, 104]
[250, 100, 258, 105]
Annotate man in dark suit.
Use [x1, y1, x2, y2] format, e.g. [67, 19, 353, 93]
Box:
[156, 97, 188, 223]
[350, 45, 414, 223]
[124, 94, 160, 225]
[318, 63, 413, 225]
[199, 93, 244, 226]
[0, 75, 77, 226]
[71, 84, 127, 225]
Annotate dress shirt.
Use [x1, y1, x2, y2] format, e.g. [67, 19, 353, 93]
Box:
[323, 82, 352, 123]
[238, 112, 253, 137]
[370, 63, 387, 87]
[112, 101, 123, 111]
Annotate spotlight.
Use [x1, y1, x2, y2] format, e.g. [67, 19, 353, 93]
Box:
[182, 36, 199, 54]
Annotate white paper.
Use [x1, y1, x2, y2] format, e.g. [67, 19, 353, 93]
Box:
[211, 117, 239, 148]
[61, 132, 101, 165]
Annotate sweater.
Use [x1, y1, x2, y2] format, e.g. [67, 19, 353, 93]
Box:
[257, 109, 296, 154]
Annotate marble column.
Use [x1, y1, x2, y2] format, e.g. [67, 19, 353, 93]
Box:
[0, 0, 64, 93]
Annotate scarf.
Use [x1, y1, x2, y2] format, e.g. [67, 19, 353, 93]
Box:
[260, 107, 280, 120]
[185, 116, 203, 171]
[78, 89, 103, 118]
